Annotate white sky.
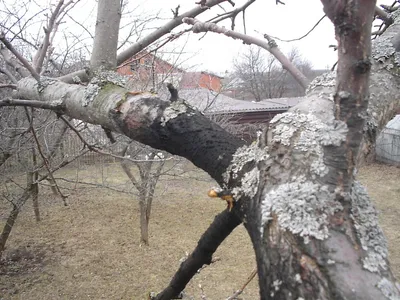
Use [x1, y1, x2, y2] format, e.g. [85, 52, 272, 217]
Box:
[123, 0, 389, 74]
[7, 0, 390, 75]
[136, 0, 337, 73]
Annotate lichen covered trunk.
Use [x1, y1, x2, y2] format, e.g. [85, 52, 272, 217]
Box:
[220, 0, 400, 298]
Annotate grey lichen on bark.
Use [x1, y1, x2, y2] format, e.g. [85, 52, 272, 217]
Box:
[260, 180, 342, 242]
[83, 70, 128, 107]
[160, 100, 195, 126]
[222, 143, 268, 199]
[350, 181, 388, 273]
[257, 111, 347, 241]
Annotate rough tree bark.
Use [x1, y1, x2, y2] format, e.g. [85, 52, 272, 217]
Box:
[7, 0, 400, 299]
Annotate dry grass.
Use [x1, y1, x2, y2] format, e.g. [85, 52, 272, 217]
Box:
[0, 162, 399, 299]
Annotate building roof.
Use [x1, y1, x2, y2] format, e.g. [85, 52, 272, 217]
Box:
[179, 88, 302, 114]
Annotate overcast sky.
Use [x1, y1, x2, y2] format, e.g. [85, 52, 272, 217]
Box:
[135, 0, 338, 73]
[125, 0, 388, 74]
[20, 0, 390, 75]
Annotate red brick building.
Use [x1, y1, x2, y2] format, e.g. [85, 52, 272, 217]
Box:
[117, 51, 183, 90]
[117, 52, 223, 92]
[179, 71, 223, 92]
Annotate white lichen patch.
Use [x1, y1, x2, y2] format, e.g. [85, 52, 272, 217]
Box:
[294, 273, 302, 283]
[271, 112, 347, 149]
[160, 100, 194, 126]
[224, 143, 269, 181]
[81, 71, 128, 107]
[270, 112, 347, 179]
[318, 120, 348, 147]
[377, 278, 400, 300]
[222, 143, 269, 201]
[272, 279, 282, 291]
[72, 75, 82, 84]
[327, 259, 335, 265]
[372, 9, 400, 68]
[260, 180, 342, 241]
[92, 69, 128, 87]
[231, 168, 260, 198]
[36, 77, 57, 93]
[306, 71, 336, 94]
[83, 83, 101, 107]
[350, 181, 388, 273]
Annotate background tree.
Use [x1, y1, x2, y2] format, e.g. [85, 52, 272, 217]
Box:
[232, 46, 316, 100]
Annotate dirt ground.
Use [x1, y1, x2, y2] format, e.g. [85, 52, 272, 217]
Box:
[0, 163, 399, 299]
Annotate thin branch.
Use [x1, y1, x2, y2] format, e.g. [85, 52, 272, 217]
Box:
[0, 98, 65, 112]
[0, 84, 17, 89]
[226, 268, 257, 300]
[0, 66, 18, 83]
[261, 15, 326, 42]
[33, 0, 66, 73]
[0, 33, 40, 80]
[183, 17, 308, 90]
[207, 0, 255, 30]
[25, 108, 68, 206]
[372, 6, 395, 37]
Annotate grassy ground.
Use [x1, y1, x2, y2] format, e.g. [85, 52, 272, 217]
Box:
[0, 162, 399, 299]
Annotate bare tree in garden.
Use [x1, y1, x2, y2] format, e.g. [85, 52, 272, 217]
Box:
[1, 1, 400, 299]
[119, 144, 170, 246]
[233, 46, 313, 100]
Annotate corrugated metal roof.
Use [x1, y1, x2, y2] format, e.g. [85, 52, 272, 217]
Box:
[179, 88, 301, 114]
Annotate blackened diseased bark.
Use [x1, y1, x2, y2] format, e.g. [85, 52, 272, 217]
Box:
[154, 209, 242, 300]
[167, 83, 179, 102]
[115, 99, 246, 185]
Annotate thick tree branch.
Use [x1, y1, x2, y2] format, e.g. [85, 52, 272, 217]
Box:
[58, 0, 227, 83]
[32, 0, 64, 73]
[90, 0, 121, 71]
[15, 77, 245, 184]
[322, 0, 375, 190]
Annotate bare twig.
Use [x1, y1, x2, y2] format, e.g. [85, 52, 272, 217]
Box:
[226, 268, 257, 300]
[260, 15, 326, 42]
[33, 0, 75, 73]
[0, 33, 40, 80]
[25, 108, 68, 206]
[207, 0, 255, 30]
[0, 98, 65, 112]
[0, 84, 17, 89]
[380, 4, 398, 13]
[171, 5, 180, 18]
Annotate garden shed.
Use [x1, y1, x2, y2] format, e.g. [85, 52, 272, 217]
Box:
[376, 114, 400, 166]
